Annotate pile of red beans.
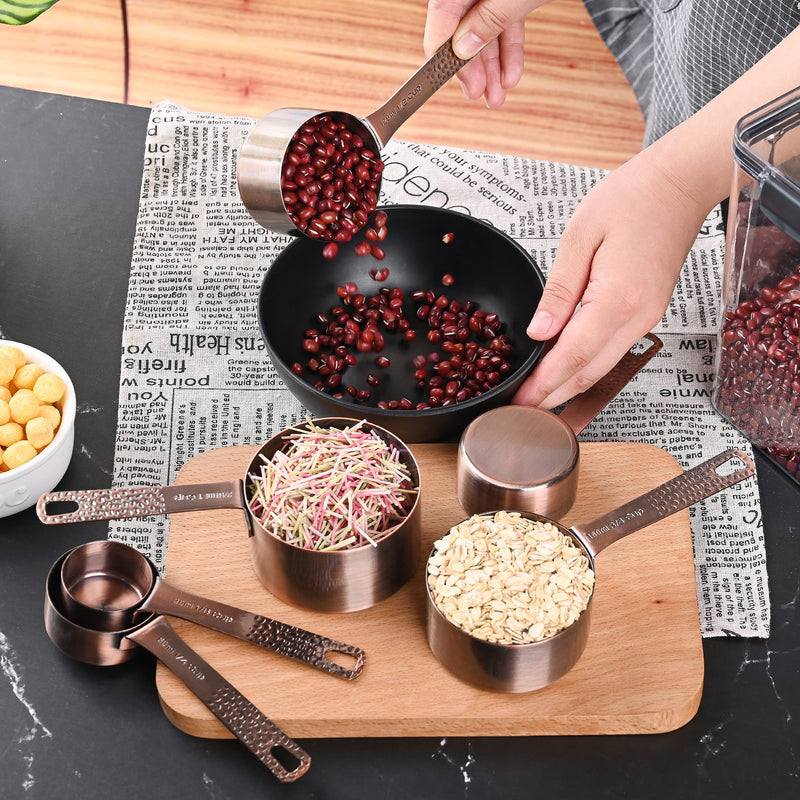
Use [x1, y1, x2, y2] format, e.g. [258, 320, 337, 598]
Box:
[292, 279, 515, 411]
[714, 265, 800, 475]
[281, 114, 384, 246]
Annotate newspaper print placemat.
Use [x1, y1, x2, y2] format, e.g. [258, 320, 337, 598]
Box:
[109, 101, 768, 638]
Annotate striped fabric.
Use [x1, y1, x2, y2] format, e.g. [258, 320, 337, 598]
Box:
[582, 0, 800, 145]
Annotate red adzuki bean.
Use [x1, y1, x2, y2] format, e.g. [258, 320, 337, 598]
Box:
[293, 279, 516, 412]
[282, 114, 384, 243]
[715, 264, 800, 480]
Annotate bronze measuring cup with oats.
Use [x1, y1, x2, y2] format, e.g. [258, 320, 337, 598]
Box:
[425, 449, 755, 693]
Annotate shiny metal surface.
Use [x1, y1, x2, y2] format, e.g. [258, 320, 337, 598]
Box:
[37, 417, 421, 614]
[425, 582, 591, 693]
[427, 449, 756, 693]
[44, 553, 150, 667]
[58, 540, 366, 678]
[246, 417, 422, 612]
[60, 539, 155, 631]
[458, 406, 579, 519]
[44, 557, 311, 782]
[37, 479, 244, 523]
[237, 39, 471, 236]
[457, 335, 663, 519]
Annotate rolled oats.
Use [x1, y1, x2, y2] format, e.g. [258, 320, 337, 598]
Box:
[427, 511, 595, 645]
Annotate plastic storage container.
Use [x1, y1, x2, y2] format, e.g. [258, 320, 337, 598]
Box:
[713, 87, 800, 483]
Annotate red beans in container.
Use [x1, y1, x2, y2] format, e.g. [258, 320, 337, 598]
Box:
[714, 267, 800, 474]
[281, 114, 384, 243]
[711, 87, 800, 482]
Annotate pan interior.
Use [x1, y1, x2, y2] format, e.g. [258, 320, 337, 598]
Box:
[259, 206, 545, 414]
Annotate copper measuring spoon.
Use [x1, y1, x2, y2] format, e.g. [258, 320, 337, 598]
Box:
[37, 418, 422, 613]
[427, 447, 756, 693]
[44, 550, 310, 783]
[58, 539, 365, 679]
[457, 333, 663, 518]
[237, 39, 473, 236]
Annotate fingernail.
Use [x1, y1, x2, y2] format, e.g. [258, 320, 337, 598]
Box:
[527, 310, 553, 338]
[452, 31, 484, 60]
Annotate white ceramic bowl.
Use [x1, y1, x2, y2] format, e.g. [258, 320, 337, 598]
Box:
[0, 340, 76, 518]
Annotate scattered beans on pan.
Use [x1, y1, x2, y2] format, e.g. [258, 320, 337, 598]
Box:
[714, 265, 800, 475]
[427, 511, 595, 645]
[292, 279, 515, 410]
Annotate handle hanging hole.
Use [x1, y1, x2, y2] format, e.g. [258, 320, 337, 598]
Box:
[42, 499, 79, 517]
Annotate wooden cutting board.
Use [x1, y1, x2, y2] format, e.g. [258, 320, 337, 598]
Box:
[156, 441, 703, 738]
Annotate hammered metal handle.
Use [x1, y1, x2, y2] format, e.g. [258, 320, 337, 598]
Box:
[127, 616, 311, 783]
[144, 581, 366, 680]
[36, 481, 243, 524]
[422, 39, 472, 93]
[365, 39, 472, 147]
[558, 333, 663, 435]
[246, 617, 366, 680]
[207, 686, 311, 783]
[572, 448, 756, 558]
[37, 487, 168, 523]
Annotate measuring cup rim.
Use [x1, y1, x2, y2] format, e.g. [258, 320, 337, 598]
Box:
[424, 510, 596, 651]
[46, 551, 159, 638]
[244, 417, 422, 555]
[59, 539, 158, 619]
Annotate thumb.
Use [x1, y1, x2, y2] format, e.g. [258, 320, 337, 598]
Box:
[527, 227, 597, 341]
[452, 0, 543, 59]
[424, 0, 472, 57]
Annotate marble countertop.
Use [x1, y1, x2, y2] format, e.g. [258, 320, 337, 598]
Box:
[0, 86, 798, 800]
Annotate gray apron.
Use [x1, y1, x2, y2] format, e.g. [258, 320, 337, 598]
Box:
[582, 0, 800, 145]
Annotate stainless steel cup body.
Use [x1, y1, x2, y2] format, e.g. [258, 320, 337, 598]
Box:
[425, 565, 592, 693]
[237, 40, 471, 236]
[60, 539, 157, 632]
[45, 553, 151, 666]
[457, 406, 579, 519]
[427, 449, 756, 693]
[38, 417, 422, 614]
[246, 417, 422, 612]
[237, 108, 379, 237]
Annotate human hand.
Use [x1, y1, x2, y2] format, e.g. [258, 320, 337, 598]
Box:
[423, 0, 548, 108]
[512, 148, 712, 409]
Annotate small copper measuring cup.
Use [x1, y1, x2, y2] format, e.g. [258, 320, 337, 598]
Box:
[427, 448, 755, 693]
[237, 39, 472, 236]
[59, 539, 365, 679]
[37, 418, 421, 612]
[44, 551, 311, 783]
[457, 333, 663, 519]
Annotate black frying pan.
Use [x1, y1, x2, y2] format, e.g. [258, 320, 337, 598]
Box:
[258, 205, 546, 442]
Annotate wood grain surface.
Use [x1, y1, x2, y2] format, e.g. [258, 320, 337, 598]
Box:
[0, 0, 644, 168]
[155, 441, 703, 738]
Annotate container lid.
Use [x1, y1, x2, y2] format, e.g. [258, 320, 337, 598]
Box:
[734, 87, 800, 241]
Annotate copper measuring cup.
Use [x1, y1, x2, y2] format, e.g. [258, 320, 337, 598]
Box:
[457, 333, 663, 518]
[59, 539, 365, 679]
[427, 448, 756, 693]
[37, 418, 422, 612]
[44, 551, 310, 783]
[237, 39, 472, 236]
